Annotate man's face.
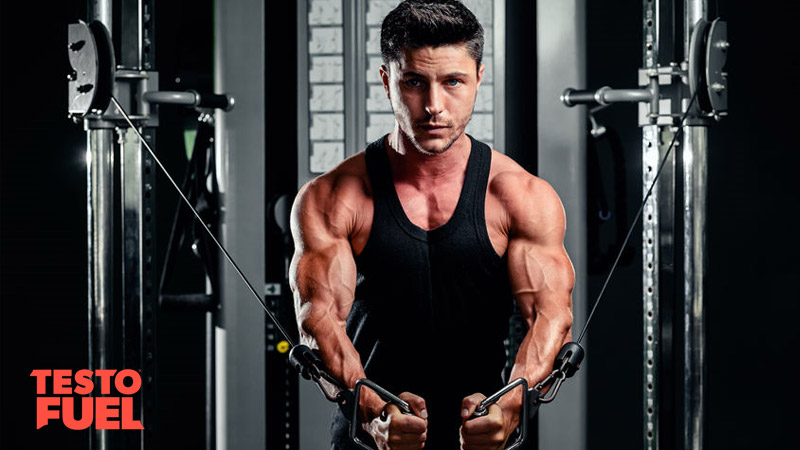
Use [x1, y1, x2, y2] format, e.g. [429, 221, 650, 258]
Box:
[381, 45, 484, 155]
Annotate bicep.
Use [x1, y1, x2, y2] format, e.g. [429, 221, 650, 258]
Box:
[505, 180, 575, 326]
[507, 238, 574, 323]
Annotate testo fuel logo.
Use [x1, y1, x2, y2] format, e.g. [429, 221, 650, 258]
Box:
[31, 369, 144, 430]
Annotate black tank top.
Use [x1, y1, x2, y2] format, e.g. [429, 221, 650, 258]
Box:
[330, 135, 514, 449]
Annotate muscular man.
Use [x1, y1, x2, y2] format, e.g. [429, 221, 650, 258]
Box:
[290, 1, 574, 448]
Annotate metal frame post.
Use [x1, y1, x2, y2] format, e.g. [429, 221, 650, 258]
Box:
[642, 2, 664, 449]
[214, 0, 267, 448]
[557, 1, 720, 448]
[87, 126, 116, 450]
[537, 1, 588, 448]
[682, 2, 707, 450]
[643, 2, 709, 449]
[84, 2, 158, 449]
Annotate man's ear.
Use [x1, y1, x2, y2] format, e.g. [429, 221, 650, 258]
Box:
[476, 63, 485, 87]
[380, 64, 391, 99]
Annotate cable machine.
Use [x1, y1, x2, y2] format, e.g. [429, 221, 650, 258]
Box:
[561, 1, 727, 449]
[68, 1, 234, 448]
[66, 1, 728, 449]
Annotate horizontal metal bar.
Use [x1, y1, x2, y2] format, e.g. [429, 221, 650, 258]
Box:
[562, 86, 653, 106]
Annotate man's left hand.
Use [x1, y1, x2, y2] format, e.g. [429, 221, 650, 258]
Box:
[458, 393, 519, 450]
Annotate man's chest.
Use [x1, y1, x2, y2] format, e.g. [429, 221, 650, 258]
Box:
[394, 181, 462, 231]
[350, 176, 509, 257]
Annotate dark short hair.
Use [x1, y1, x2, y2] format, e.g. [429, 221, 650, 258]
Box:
[380, 0, 484, 69]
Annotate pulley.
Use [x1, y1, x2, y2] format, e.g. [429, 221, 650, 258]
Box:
[67, 20, 114, 120]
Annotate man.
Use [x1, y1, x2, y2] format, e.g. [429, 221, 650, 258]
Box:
[290, 1, 574, 448]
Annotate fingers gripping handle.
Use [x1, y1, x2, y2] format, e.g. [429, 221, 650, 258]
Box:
[350, 379, 415, 450]
[472, 341, 585, 415]
[471, 378, 529, 417]
[288, 346, 413, 450]
[468, 378, 532, 450]
[468, 342, 585, 449]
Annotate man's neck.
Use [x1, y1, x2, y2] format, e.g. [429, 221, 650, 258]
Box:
[385, 126, 471, 185]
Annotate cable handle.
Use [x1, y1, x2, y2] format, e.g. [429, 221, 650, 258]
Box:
[471, 377, 529, 418]
[288, 345, 414, 450]
[350, 378, 416, 450]
[468, 378, 532, 450]
[473, 341, 584, 413]
[467, 342, 585, 448]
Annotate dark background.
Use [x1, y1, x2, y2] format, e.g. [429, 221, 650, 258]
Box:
[1, 1, 798, 450]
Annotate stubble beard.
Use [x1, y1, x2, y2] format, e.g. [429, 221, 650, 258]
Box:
[401, 126, 463, 156]
[396, 112, 472, 156]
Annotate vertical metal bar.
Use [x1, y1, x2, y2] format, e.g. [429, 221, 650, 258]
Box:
[137, 0, 143, 70]
[140, 129, 158, 449]
[296, 0, 310, 188]
[658, 126, 678, 450]
[214, 4, 229, 446]
[346, 0, 367, 155]
[642, 125, 660, 450]
[142, 0, 155, 70]
[215, 0, 267, 448]
[119, 0, 141, 69]
[88, 128, 115, 450]
[206, 310, 216, 450]
[644, 0, 660, 70]
[492, 0, 505, 152]
[683, 3, 706, 450]
[121, 127, 143, 450]
[89, 0, 112, 35]
[684, 0, 706, 57]
[642, 2, 661, 449]
[536, 1, 587, 448]
[120, 125, 157, 450]
[682, 125, 707, 450]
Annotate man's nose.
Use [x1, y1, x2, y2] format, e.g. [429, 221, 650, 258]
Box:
[424, 85, 445, 116]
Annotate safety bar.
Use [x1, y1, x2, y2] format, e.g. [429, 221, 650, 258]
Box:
[144, 90, 235, 111]
[561, 86, 653, 106]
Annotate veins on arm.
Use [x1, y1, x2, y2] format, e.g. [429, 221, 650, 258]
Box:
[503, 175, 575, 390]
[290, 177, 359, 375]
[288, 174, 385, 420]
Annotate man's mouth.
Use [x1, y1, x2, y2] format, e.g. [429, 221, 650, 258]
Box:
[419, 124, 450, 130]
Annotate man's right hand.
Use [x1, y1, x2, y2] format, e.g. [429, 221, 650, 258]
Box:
[365, 392, 428, 449]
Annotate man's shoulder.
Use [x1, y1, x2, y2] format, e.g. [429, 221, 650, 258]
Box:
[488, 150, 552, 198]
[300, 151, 371, 202]
[487, 150, 564, 228]
[292, 151, 372, 238]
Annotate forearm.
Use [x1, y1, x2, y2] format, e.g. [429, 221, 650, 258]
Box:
[495, 314, 571, 431]
[508, 307, 572, 388]
[299, 308, 386, 421]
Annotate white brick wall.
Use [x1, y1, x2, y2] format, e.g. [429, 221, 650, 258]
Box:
[306, 0, 345, 174]
[310, 114, 345, 141]
[308, 0, 343, 25]
[309, 56, 344, 83]
[310, 142, 345, 173]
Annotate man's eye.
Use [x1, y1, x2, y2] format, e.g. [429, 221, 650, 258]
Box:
[404, 79, 421, 87]
[446, 79, 461, 87]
